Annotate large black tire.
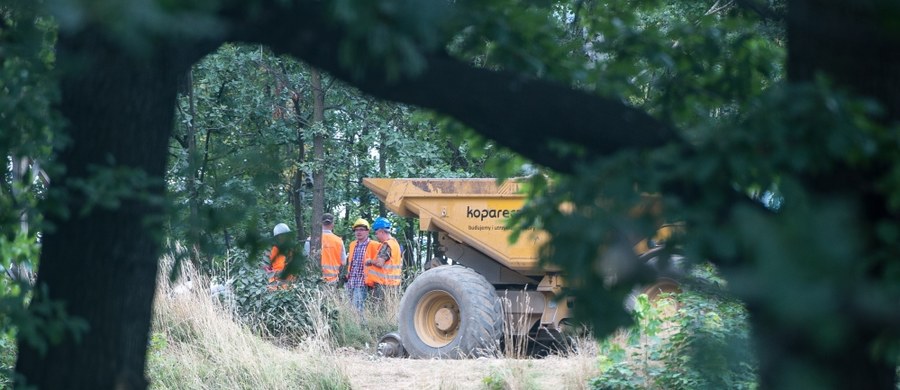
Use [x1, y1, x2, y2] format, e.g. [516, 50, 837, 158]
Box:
[399, 265, 503, 359]
[625, 248, 683, 312]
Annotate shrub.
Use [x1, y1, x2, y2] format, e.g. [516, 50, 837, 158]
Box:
[0, 330, 16, 388]
[590, 282, 757, 390]
[654, 292, 756, 390]
[230, 262, 323, 344]
[228, 258, 406, 351]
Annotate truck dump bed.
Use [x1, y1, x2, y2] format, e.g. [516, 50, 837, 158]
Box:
[363, 178, 547, 278]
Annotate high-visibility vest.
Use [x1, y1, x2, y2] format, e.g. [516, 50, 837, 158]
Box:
[347, 239, 380, 287]
[321, 232, 345, 283]
[269, 245, 286, 273]
[367, 238, 402, 286]
[268, 245, 295, 290]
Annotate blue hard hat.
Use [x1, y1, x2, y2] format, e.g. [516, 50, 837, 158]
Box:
[372, 217, 392, 231]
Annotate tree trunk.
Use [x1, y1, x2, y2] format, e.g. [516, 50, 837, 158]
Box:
[14, 32, 192, 389]
[425, 231, 433, 265]
[377, 129, 387, 217]
[749, 306, 895, 389]
[308, 67, 326, 261]
[356, 123, 373, 219]
[184, 69, 202, 270]
[746, 1, 900, 388]
[290, 95, 307, 243]
[9, 156, 28, 235]
[403, 219, 416, 271]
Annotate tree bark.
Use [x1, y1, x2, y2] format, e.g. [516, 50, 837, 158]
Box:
[745, 1, 900, 388]
[403, 220, 416, 271]
[185, 69, 202, 269]
[290, 88, 308, 242]
[308, 67, 326, 261]
[377, 129, 387, 217]
[14, 31, 197, 388]
[357, 122, 374, 219]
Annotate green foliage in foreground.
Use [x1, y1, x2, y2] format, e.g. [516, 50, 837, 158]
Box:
[229, 259, 400, 349]
[591, 285, 756, 390]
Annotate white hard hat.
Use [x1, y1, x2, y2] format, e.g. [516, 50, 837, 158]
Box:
[273, 223, 291, 236]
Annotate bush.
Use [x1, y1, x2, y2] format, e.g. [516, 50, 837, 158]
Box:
[653, 291, 756, 389]
[230, 262, 323, 344]
[229, 259, 404, 350]
[0, 330, 16, 388]
[590, 283, 756, 390]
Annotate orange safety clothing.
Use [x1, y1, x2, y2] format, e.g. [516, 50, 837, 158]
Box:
[321, 231, 345, 283]
[347, 239, 381, 287]
[269, 245, 286, 273]
[268, 245, 295, 290]
[367, 237, 402, 286]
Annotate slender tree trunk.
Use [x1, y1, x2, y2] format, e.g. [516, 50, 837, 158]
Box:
[403, 220, 416, 271]
[9, 156, 28, 235]
[377, 129, 387, 217]
[308, 67, 326, 261]
[223, 228, 232, 252]
[15, 32, 192, 389]
[425, 231, 433, 265]
[356, 123, 374, 219]
[290, 98, 307, 242]
[185, 69, 202, 270]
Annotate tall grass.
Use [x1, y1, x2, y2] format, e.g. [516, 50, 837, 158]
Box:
[483, 360, 540, 390]
[148, 256, 613, 389]
[147, 260, 352, 390]
[291, 285, 401, 352]
[561, 330, 602, 389]
[499, 290, 536, 359]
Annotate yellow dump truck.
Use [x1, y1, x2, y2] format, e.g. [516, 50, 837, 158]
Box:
[364, 178, 678, 359]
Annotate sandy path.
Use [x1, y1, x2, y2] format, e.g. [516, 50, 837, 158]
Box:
[337, 351, 598, 390]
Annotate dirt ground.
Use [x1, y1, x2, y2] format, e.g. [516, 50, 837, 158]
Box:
[337, 350, 598, 390]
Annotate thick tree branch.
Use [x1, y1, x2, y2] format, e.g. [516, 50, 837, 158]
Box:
[734, 0, 785, 22]
[225, 1, 682, 174]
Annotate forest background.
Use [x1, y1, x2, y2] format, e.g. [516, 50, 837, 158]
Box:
[2, 0, 900, 389]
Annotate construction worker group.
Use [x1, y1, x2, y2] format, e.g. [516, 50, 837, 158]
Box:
[268, 214, 402, 315]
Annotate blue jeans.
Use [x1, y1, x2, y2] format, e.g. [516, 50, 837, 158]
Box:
[347, 286, 367, 314]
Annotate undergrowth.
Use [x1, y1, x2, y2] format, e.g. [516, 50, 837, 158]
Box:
[147, 259, 354, 389]
[590, 281, 757, 390]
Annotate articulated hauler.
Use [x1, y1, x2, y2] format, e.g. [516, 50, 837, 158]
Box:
[363, 178, 678, 359]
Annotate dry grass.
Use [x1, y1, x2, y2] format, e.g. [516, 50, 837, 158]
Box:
[483, 359, 540, 390]
[560, 335, 602, 390]
[147, 261, 352, 390]
[148, 256, 603, 389]
[499, 291, 535, 359]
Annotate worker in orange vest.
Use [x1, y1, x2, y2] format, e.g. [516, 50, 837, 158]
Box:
[266, 223, 297, 290]
[304, 213, 347, 284]
[367, 217, 402, 301]
[345, 218, 380, 314]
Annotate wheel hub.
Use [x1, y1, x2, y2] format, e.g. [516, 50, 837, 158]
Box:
[414, 290, 461, 348]
[435, 307, 458, 331]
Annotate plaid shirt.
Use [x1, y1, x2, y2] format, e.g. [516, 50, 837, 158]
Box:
[347, 238, 370, 288]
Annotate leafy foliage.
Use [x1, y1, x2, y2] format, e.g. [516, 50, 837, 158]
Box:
[1, 4, 87, 382]
[4, 0, 900, 387]
[229, 262, 322, 341]
[166, 42, 504, 274]
[591, 281, 755, 390]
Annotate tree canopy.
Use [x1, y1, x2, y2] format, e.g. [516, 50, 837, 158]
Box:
[2, 0, 899, 388]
